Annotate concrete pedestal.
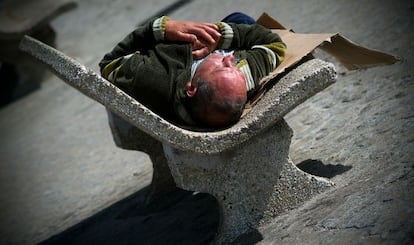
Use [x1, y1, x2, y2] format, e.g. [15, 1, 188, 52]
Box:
[163, 119, 333, 244]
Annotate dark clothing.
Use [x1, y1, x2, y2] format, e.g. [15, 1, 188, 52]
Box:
[99, 16, 285, 125]
[221, 12, 256, 24]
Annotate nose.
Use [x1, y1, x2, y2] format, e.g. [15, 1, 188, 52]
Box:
[222, 54, 235, 67]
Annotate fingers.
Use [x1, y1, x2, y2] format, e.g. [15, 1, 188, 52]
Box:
[192, 46, 210, 59]
[201, 22, 221, 41]
[201, 22, 219, 31]
[164, 19, 221, 60]
[164, 19, 220, 45]
[190, 24, 221, 45]
[191, 32, 219, 60]
[192, 39, 204, 50]
[177, 32, 197, 43]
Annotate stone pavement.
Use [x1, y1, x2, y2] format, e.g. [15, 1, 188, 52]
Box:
[1, 0, 413, 244]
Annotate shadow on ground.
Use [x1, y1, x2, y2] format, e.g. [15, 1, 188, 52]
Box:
[297, 159, 352, 178]
[40, 160, 349, 245]
[40, 187, 219, 245]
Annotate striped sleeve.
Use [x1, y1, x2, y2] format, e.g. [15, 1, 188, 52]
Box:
[152, 16, 170, 42]
[252, 42, 286, 69]
[215, 22, 234, 49]
[236, 59, 255, 92]
[101, 53, 136, 82]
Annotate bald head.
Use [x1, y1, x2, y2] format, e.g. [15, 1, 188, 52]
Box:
[186, 53, 247, 127]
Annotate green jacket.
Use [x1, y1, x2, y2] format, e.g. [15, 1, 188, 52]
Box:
[99, 16, 285, 125]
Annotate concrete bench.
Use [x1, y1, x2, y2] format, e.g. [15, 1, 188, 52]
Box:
[0, 0, 77, 104]
[20, 35, 336, 244]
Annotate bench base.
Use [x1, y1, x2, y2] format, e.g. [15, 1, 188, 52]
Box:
[163, 119, 333, 244]
[106, 111, 179, 206]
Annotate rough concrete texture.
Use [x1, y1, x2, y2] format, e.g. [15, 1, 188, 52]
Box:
[164, 120, 333, 244]
[0, 0, 413, 244]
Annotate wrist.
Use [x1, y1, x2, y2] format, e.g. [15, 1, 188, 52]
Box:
[215, 22, 234, 49]
[153, 16, 170, 41]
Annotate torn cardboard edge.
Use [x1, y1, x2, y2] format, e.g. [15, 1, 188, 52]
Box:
[242, 12, 400, 111]
[256, 12, 401, 82]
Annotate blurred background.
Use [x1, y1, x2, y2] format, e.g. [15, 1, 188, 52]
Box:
[0, 0, 413, 244]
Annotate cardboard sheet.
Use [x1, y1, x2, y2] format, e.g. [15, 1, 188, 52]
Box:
[240, 12, 400, 109]
[256, 12, 400, 82]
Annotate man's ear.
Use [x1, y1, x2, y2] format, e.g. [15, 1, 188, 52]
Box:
[186, 81, 197, 97]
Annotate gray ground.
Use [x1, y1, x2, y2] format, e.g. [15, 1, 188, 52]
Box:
[0, 0, 413, 244]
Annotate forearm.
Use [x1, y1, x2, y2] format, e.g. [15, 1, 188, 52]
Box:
[216, 22, 286, 65]
[100, 16, 222, 77]
[99, 17, 164, 76]
[222, 23, 286, 95]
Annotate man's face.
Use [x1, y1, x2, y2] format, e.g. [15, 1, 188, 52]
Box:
[189, 53, 248, 126]
[194, 53, 245, 84]
[193, 53, 247, 101]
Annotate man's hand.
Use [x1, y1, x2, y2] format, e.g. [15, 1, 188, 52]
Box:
[165, 20, 221, 59]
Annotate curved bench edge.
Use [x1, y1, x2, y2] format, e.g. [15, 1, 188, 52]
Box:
[19, 35, 336, 154]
